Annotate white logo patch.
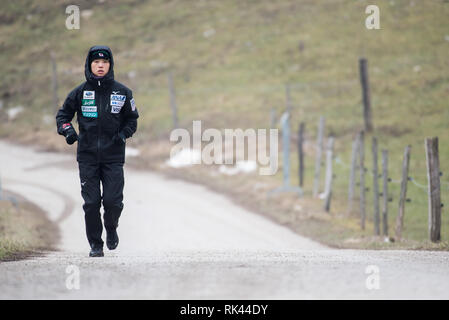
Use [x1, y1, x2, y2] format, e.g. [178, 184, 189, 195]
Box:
[111, 100, 125, 107]
[81, 106, 97, 112]
[111, 106, 122, 114]
[130, 98, 136, 111]
[110, 94, 126, 112]
[83, 91, 95, 99]
[110, 94, 126, 101]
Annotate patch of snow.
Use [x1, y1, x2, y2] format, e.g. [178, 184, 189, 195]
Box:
[219, 160, 257, 175]
[7, 106, 24, 120]
[166, 148, 201, 168]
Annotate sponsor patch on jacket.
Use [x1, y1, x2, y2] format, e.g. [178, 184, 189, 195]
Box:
[111, 106, 122, 114]
[83, 91, 95, 99]
[82, 99, 95, 106]
[83, 112, 98, 118]
[130, 98, 136, 111]
[110, 100, 125, 107]
[110, 94, 126, 102]
[82, 105, 98, 118]
[110, 94, 126, 108]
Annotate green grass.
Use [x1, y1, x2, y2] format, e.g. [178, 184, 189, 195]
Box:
[1, 0, 448, 245]
[0, 200, 59, 261]
[0, 238, 25, 260]
[0, 206, 32, 260]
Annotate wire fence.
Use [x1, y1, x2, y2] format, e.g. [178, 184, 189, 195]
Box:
[292, 117, 446, 242]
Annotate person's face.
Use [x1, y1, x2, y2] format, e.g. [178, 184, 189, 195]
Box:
[91, 59, 110, 77]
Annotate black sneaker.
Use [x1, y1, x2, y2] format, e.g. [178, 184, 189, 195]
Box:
[89, 246, 104, 257]
[106, 228, 119, 250]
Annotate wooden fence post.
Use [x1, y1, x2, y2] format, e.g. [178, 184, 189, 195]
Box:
[167, 71, 179, 129]
[359, 131, 366, 230]
[324, 137, 335, 212]
[381, 149, 389, 237]
[359, 58, 373, 132]
[313, 116, 325, 197]
[395, 145, 411, 240]
[425, 137, 441, 243]
[347, 133, 360, 215]
[298, 122, 305, 187]
[372, 137, 380, 235]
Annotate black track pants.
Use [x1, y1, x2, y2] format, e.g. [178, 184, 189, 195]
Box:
[78, 162, 124, 248]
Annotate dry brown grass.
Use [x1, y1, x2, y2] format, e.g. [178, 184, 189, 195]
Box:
[0, 192, 60, 261]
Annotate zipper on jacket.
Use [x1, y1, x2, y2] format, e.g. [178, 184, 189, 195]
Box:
[97, 81, 102, 163]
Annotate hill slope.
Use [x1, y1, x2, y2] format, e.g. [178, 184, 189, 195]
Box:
[1, 0, 448, 244]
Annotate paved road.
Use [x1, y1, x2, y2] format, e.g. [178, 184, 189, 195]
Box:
[0, 140, 448, 299]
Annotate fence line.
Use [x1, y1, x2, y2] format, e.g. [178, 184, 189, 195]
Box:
[335, 156, 449, 191]
[294, 116, 446, 242]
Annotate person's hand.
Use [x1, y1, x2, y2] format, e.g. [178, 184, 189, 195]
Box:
[113, 132, 126, 145]
[66, 131, 78, 145]
[62, 123, 78, 145]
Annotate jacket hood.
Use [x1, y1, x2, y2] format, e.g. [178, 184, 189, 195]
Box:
[84, 45, 115, 87]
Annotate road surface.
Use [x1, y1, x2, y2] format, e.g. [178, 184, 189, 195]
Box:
[0, 140, 448, 299]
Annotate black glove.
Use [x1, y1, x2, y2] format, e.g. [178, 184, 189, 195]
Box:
[61, 123, 78, 145]
[113, 132, 126, 145]
[66, 131, 78, 145]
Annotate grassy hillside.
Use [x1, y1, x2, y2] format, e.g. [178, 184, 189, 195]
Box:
[1, 0, 448, 244]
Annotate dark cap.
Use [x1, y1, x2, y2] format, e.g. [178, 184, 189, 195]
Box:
[90, 49, 110, 63]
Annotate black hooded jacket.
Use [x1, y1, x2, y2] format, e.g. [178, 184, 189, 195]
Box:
[56, 45, 139, 163]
